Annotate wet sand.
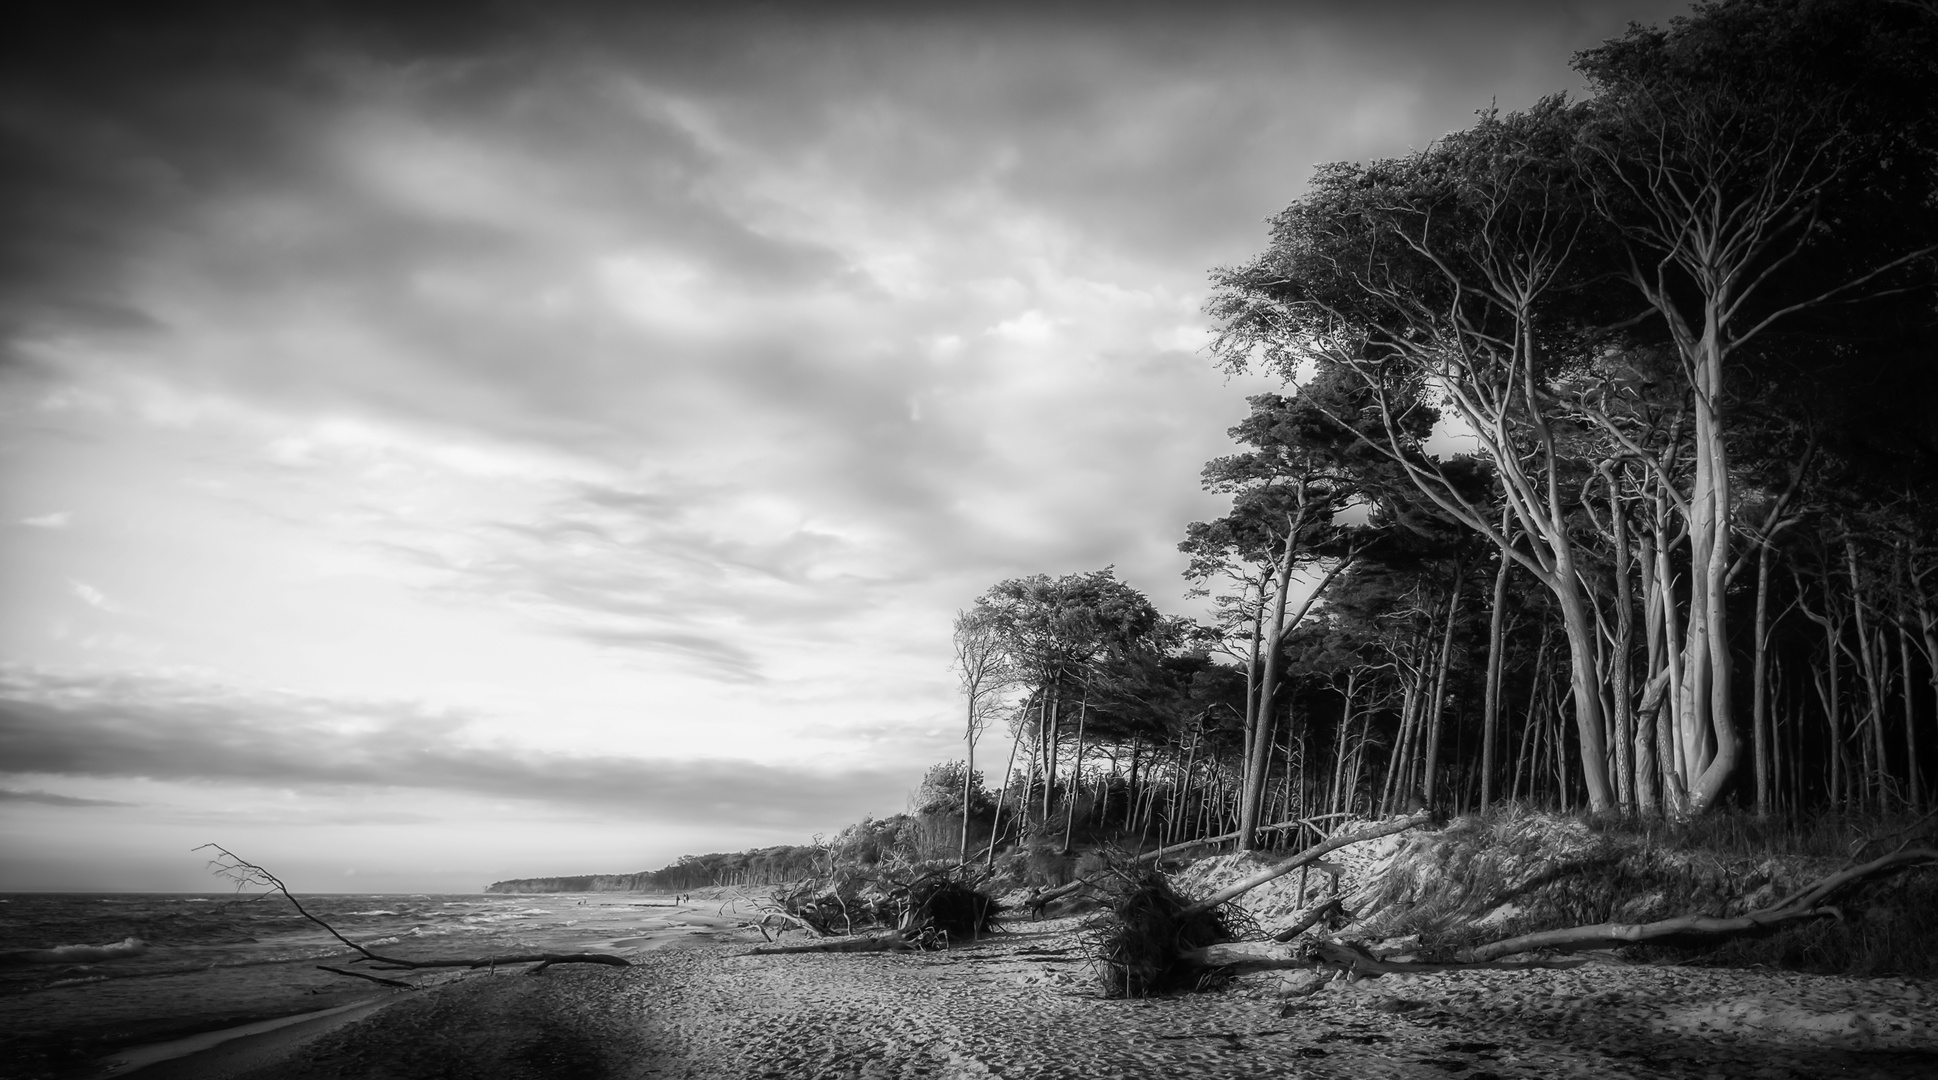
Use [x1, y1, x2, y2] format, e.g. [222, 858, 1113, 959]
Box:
[88, 894, 747, 1080]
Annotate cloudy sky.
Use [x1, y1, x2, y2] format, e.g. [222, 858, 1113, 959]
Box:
[0, 1, 1683, 892]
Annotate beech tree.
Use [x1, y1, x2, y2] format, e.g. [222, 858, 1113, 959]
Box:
[1209, 99, 1636, 811]
[1182, 390, 1364, 848]
[952, 605, 1017, 859]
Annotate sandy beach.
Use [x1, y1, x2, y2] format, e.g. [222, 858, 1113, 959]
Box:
[95, 895, 1938, 1080]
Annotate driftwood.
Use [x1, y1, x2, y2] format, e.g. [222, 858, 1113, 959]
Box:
[198, 844, 631, 981]
[1179, 812, 1433, 918]
[1459, 845, 1938, 962]
[747, 909, 829, 941]
[316, 964, 417, 989]
[1312, 939, 1588, 975]
[1178, 936, 1588, 976]
[1178, 939, 1308, 972]
[745, 932, 914, 955]
[1271, 897, 1348, 943]
[1129, 815, 1356, 867]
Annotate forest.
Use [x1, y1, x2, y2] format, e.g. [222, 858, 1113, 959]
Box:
[618, 0, 1938, 894]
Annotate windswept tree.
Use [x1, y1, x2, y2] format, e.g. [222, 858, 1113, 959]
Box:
[973, 569, 1161, 847]
[952, 605, 1018, 859]
[1209, 98, 1633, 811]
[1182, 389, 1366, 847]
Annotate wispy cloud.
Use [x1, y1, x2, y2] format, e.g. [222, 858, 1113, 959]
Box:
[67, 580, 127, 614]
[0, 666, 905, 827]
[0, 0, 1689, 886]
[0, 787, 135, 807]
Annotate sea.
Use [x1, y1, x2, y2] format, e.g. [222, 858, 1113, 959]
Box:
[0, 890, 694, 1078]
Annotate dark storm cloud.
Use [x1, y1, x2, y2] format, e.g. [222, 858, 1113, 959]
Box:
[0, 666, 903, 826]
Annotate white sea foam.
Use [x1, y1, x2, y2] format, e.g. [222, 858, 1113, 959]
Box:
[1, 937, 148, 965]
[345, 910, 400, 916]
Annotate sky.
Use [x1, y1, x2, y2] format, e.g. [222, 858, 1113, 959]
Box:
[0, 0, 1687, 893]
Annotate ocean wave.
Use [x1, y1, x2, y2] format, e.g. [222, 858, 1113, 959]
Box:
[344, 910, 401, 916]
[0, 937, 148, 965]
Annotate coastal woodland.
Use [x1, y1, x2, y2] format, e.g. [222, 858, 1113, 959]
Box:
[499, 0, 1938, 979]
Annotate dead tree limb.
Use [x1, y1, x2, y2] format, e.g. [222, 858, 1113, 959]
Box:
[316, 964, 417, 989]
[198, 844, 631, 977]
[1271, 898, 1347, 943]
[1460, 846, 1938, 962]
[745, 932, 914, 955]
[1129, 816, 1351, 866]
[1179, 812, 1432, 918]
[1025, 815, 1360, 912]
[1312, 939, 1586, 976]
[1177, 938, 1588, 976]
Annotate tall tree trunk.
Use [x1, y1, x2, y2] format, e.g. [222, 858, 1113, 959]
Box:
[1422, 561, 1465, 806]
[1482, 542, 1512, 811]
[1062, 689, 1089, 851]
[1607, 473, 1637, 812]
[1846, 538, 1888, 812]
[1041, 683, 1061, 821]
[1636, 527, 1663, 813]
[1678, 322, 1738, 814]
[1902, 614, 1923, 812]
[1241, 543, 1297, 849]
[1654, 493, 1689, 813]
[1169, 720, 1203, 848]
[982, 718, 1025, 866]
[1752, 535, 1776, 817]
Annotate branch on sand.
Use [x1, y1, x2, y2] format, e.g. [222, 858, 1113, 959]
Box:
[745, 932, 916, 955]
[197, 844, 631, 982]
[1180, 938, 1588, 976]
[1271, 897, 1347, 943]
[1458, 845, 1938, 962]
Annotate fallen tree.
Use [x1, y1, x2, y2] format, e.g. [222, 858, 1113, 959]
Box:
[1178, 938, 1589, 976]
[1079, 814, 1434, 998]
[1180, 840, 1938, 980]
[1458, 845, 1938, 962]
[1023, 813, 1380, 914]
[746, 932, 916, 955]
[198, 844, 631, 982]
[1178, 812, 1433, 918]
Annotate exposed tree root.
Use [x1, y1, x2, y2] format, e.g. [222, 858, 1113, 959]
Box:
[199, 844, 631, 982]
